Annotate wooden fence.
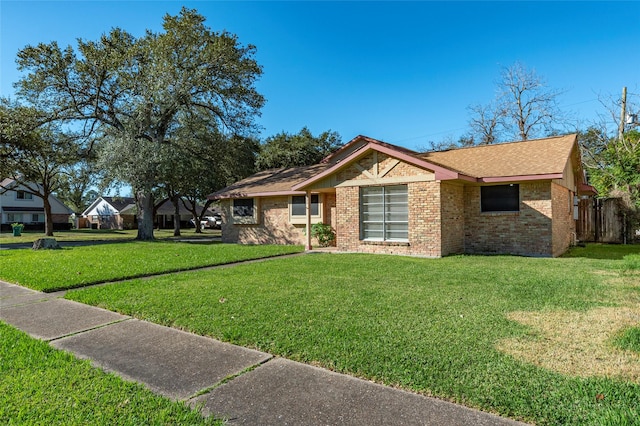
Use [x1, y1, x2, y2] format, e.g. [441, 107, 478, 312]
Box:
[577, 197, 639, 244]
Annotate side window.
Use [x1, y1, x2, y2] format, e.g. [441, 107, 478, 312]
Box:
[233, 198, 254, 217]
[480, 184, 519, 212]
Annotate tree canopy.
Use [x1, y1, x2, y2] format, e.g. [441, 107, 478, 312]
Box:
[255, 127, 342, 170]
[15, 7, 264, 240]
[0, 100, 80, 235]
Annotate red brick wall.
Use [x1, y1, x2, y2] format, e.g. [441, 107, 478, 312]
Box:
[440, 183, 465, 255]
[220, 197, 305, 245]
[336, 187, 360, 252]
[336, 181, 446, 257]
[221, 178, 567, 258]
[551, 183, 575, 256]
[221, 196, 336, 246]
[464, 182, 553, 256]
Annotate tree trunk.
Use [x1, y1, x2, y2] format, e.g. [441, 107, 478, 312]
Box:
[136, 190, 155, 240]
[171, 194, 181, 237]
[43, 195, 54, 237]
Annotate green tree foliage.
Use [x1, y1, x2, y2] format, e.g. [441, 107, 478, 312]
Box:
[54, 159, 100, 213]
[15, 8, 264, 240]
[582, 128, 640, 209]
[0, 101, 80, 235]
[255, 127, 342, 170]
[156, 119, 258, 234]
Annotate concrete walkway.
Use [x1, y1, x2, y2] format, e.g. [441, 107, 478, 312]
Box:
[1, 280, 528, 425]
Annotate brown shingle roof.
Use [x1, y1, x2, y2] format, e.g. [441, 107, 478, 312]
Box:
[209, 163, 332, 199]
[210, 134, 580, 199]
[421, 134, 577, 178]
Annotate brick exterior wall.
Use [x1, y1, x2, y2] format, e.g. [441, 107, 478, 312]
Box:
[551, 182, 575, 256]
[220, 157, 574, 257]
[464, 182, 553, 256]
[335, 181, 447, 257]
[440, 183, 465, 256]
[220, 195, 336, 246]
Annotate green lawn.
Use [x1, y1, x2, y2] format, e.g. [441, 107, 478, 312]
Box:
[0, 242, 303, 292]
[0, 228, 221, 245]
[0, 322, 220, 425]
[64, 245, 640, 425]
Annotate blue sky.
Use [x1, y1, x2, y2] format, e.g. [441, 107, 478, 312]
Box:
[1, 1, 639, 151]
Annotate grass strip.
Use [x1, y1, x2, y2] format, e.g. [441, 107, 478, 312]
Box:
[0, 321, 220, 425]
[66, 246, 640, 425]
[0, 242, 303, 292]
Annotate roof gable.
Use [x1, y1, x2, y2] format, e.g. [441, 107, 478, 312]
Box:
[293, 136, 466, 191]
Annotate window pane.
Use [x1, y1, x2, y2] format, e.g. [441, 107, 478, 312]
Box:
[481, 185, 519, 212]
[291, 194, 319, 216]
[233, 199, 254, 217]
[360, 185, 408, 241]
[291, 196, 306, 216]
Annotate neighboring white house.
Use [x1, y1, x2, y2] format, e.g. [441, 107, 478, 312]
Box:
[82, 196, 218, 229]
[82, 196, 136, 229]
[0, 178, 74, 231]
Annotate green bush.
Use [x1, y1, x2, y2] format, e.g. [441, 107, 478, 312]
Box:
[310, 223, 336, 247]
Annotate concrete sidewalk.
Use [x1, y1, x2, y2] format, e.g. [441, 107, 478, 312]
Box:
[1, 280, 528, 425]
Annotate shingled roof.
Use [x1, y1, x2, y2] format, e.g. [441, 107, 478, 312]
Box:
[421, 134, 578, 179]
[209, 163, 332, 200]
[209, 134, 582, 200]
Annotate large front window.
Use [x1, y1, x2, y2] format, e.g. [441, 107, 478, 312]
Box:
[360, 185, 408, 241]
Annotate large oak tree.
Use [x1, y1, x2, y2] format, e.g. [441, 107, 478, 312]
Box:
[15, 8, 264, 240]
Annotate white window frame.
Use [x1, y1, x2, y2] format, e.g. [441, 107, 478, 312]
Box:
[360, 185, 409, 242]
[16, 191, 33, 200]
[289, 194, 322, 224]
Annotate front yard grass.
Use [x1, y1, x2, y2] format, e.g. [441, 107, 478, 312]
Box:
[0, 242, 302, 292]
[0, 228, 220, 245]
[0, 322, 219, 425]
[65, 246, 640, 425]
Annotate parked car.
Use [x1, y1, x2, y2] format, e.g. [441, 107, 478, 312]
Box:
[206, 214, 222, 229]
[189, 214, 222, 229]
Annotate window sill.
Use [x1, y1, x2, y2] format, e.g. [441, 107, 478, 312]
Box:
[289, 215, 322, 225]
[361, 240, 410, 247]
[480, 211, 520, 216]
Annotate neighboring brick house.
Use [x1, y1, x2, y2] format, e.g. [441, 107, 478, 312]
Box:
[209, 134, 595, 257]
